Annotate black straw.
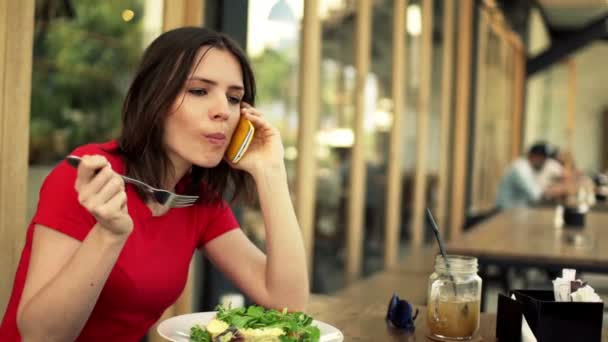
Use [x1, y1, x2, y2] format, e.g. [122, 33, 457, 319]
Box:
[426, 208, 458, 296]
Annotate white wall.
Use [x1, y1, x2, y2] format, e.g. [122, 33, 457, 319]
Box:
[401, 38, 444, 174]
[572, 43, 608, 172]
[524, 8, 552, 150]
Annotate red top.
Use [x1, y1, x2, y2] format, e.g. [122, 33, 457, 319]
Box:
[0, 141, 239, 341]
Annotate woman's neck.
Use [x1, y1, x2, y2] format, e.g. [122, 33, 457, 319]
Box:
[164, 152, 192, 191]
[147, 159, 191, 217]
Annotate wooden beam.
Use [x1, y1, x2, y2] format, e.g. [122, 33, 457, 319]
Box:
[384, 0, 408, 269]
[295, 0, 321, 279]
[346, 0, 372, 283]
[526, 14, 607, 76]
[449, 0, 473, 240]
[486, 6, 508, 41]
[507, 30, 524, 52]
[437, 0, 455, 233]
[538, 0, 607, 7]
[411, 0, 434, 246]
[0, 0, 35, 315]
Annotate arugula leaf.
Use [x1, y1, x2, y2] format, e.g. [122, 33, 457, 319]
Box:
[229, 315, 255, 328]
[246, 305, 265, 317]
[214, 305, 321, 342]
[189, 325, 212, 342]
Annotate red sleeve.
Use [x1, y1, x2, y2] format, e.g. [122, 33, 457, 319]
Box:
[197, 201, 239, 248]
[31, 142, 120, 240]
[32, 160, 97, 241]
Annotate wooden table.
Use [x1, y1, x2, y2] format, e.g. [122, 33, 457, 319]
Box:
[334, 271, 430, 306]
[310, 268, 608, 341]
[309, 295, 608, 341]
[386, 246, 439, 275]
[446, 208, 608, 273]
[308, 295, 496, 341]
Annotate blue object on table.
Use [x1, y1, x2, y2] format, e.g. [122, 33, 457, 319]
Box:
[386, 293, 419, 331]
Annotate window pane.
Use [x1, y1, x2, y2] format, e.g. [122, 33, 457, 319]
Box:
[243, 0, 304, 244]
[28, 0, 162, 220]
[313, 0, 357, 293]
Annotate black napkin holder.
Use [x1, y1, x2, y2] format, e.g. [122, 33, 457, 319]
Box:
[496, 290, 603, 342]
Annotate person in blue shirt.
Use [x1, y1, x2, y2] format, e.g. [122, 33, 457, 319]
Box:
[496, 143, 569, 209]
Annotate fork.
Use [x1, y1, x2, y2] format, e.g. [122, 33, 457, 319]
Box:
[65, 155, 199, 208]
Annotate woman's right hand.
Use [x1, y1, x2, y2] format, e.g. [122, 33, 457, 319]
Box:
[74, 155, 133, 237]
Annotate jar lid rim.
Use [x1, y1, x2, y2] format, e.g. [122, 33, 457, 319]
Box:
[434, 255, 478, 272]
[434, 254, 478, 262]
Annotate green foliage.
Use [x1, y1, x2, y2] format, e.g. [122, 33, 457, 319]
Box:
[251, 49, 294, 106]
[30, 0, 144, 163]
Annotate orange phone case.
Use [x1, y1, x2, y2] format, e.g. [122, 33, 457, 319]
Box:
[225, 117, 255, 163]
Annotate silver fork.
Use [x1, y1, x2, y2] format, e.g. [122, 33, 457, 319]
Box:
[65, 155, 199, 208]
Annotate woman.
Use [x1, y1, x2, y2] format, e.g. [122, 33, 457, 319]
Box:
[0, 27, 309, 341]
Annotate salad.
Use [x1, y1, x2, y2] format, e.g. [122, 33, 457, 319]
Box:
[189, 305, 321, 342]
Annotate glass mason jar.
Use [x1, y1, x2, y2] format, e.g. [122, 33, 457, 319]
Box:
[426, 255, 482, 341]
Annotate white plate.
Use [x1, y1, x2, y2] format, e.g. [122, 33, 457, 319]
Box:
[157, 311, 344, 342]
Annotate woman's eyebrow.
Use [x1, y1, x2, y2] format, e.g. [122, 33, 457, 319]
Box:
[188, 77, 244, 91]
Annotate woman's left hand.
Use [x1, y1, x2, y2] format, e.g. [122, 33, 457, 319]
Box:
[227, 103, 285, 175]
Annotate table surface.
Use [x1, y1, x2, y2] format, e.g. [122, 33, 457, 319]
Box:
[308, 294, 496, 341]
[310, 297, 608, 341]
[310, 229, 608, 342]
[386, 246, 439, 275]
[446, 208, 608, 271]
[334, 271, 430, 306]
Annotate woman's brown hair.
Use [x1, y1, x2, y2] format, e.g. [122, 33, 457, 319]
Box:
[117, 27, 255, 204]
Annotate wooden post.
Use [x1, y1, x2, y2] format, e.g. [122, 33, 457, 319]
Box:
[346, 0, 372, 283]
[411, 0, 434, 246]
[449, 0, 473, 240]
[149, 2, 205, 340]
[510, 34, 525, 160]
[295, 0, 321, 278]
[470, 12, 489, 212]
[162, 1, 205, 314]
[384, 0, 408, 269]
[0, 0, 35, 316]
[495, 26, 510, 207]
[163, 0, 204, 30]
[603, 108, 608, 171]
[437, 0, 455, 233]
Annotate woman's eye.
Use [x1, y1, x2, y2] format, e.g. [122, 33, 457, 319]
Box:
[188, 89, 207, 96]
[228, 96, 242, 105]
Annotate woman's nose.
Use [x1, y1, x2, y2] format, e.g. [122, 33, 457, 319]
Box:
[208, 93, 230, 121]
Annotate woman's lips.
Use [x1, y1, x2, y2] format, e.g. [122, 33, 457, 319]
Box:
[204, 133, 226, 146]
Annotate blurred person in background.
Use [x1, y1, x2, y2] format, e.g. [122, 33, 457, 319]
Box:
[0, 27, 309, 341]
[535, 143, 564, 190]
[496, 142, 570, 209]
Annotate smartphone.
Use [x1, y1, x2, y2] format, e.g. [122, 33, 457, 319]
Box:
[225, 116, 255, 163]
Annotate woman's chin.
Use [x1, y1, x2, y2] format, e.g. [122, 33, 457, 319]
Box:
[192, 155, 224, 168]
